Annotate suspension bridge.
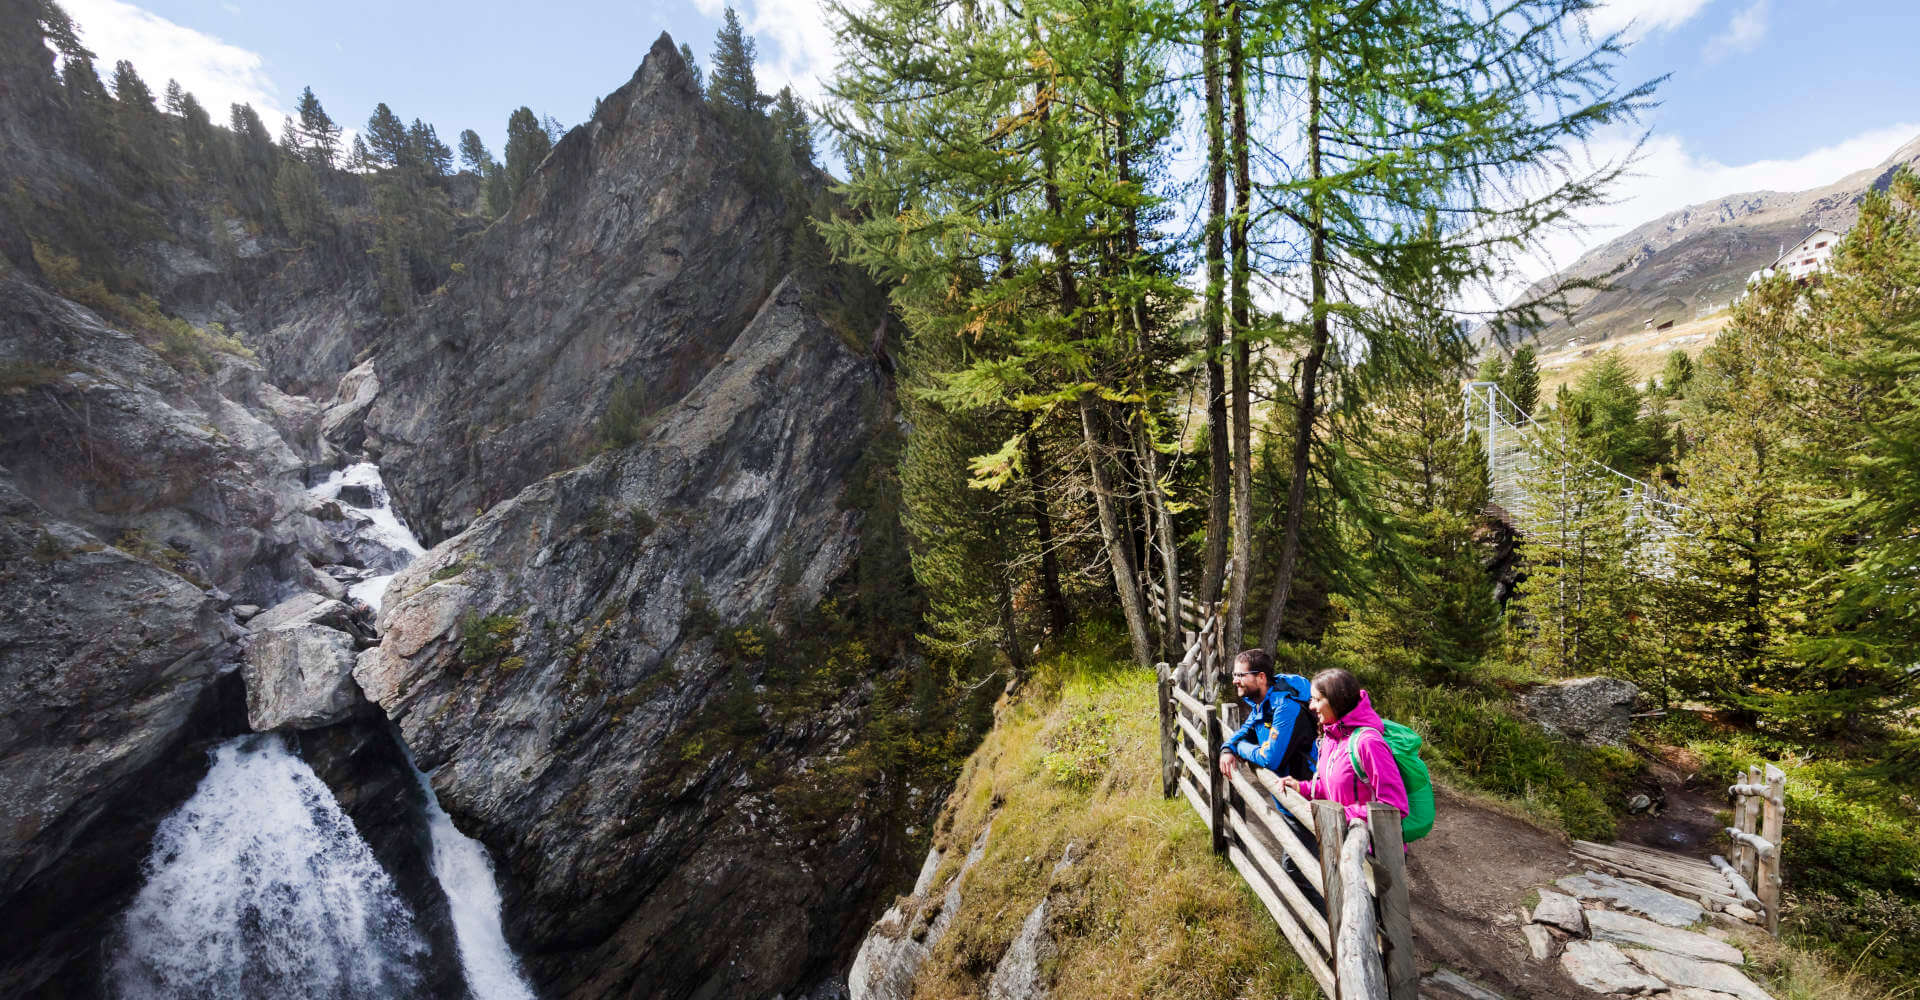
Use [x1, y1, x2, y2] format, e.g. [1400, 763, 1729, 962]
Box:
[1460, 380, 1686, 562]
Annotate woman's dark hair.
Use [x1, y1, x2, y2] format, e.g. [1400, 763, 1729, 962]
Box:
[1310, 668, 1362, 719]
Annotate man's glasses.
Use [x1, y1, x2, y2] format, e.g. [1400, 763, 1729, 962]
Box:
[1231, 671, 1255, 678]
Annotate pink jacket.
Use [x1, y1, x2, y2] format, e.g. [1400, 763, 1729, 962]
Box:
[1299, 690, 1409, 825]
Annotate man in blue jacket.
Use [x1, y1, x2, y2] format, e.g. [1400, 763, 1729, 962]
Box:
[1214, 648, 1316, 781]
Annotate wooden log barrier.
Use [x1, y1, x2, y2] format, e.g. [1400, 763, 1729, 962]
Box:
[1366, 804, 1416, 1000]
[1158, 663, 1176, 799]
[1710, 854, 1764, 911]
[1208, 709, 1228, 856]
[1314, 802, 1347, 978]
[1336, 823, 1386, 1000]
[1760, 765, 1785, 933]
[1724, 828, 1777, 860]
[1228, 766, 1329, 902]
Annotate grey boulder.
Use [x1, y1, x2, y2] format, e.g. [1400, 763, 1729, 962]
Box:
[1522, 677, 1641, 746]
[241, 624, 362, 731]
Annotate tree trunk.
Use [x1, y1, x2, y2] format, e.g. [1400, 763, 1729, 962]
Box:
[1199, 0, 1231, 612]
[1083, 393, 1156, 667]
[1259, 39, 1329, 651]
[1025, 433, 1071, 637]
[1226, 0, 1254, 653]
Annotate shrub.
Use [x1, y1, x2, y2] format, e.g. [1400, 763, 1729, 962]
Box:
[457, 612, 522, 668]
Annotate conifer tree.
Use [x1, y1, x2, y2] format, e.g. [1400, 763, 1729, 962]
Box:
[227, 103, 278, 223]
[1658, 348, 1693, 399]
[295, 86, 340, 167]
[457, 129, 494, 174]
[679, 42, 703, 90]
[365, 103, 408, 168]
[1256, 1, 1651, 649]
[409, 119, 452, 176]
[708, 7, 767, 130]
[1503, 344, 1542, 418]
[769, 86, 813, 167]
[503, 106, 551, 202]
[109, 59, 165, 177]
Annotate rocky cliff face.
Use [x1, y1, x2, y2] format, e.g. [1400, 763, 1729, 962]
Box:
[3, 12, 916, 997]
[350, 34, 842, 546]
[356, 271, 899, 998]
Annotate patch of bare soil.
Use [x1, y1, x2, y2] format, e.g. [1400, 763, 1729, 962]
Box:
[1615, 746, 1726, 857]
[1404, 785, 1593, 999]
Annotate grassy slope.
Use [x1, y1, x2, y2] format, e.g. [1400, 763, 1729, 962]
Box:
[909, 623, 1319, 1000]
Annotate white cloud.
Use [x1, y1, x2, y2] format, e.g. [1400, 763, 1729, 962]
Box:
[1703, 0, 1769, 64]
[61, 0, 285, 124]
[1581, 0, 1714, 41]
[725, 0, 845, 103]
[1492, 121, 1920, 310]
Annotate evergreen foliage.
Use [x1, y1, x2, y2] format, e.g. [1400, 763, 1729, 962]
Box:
[294, 86, 341, 167]
[502, 106, 550, 204]
[457, 129, 493, 173]
[1502, 344, 1542, 418]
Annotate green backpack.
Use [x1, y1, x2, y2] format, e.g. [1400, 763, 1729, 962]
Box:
[1347, 720, 1436, 843]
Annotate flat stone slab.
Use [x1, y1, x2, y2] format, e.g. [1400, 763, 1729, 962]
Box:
[1627, 949, 1773, 1000]
[1427, 968, 1509, 1000]
[1559, 871, 1705, 927]
[1561, 940, 1667, 995]
[1588, 909, 1744, 965]
[1532, 888, 1587, 934]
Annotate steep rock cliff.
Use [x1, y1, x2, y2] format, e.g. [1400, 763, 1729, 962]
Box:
[353, 34, 845, 546]
[356, 271, 902, 997]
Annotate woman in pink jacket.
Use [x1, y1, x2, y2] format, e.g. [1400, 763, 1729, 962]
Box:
[1279, 668, 1409, 825]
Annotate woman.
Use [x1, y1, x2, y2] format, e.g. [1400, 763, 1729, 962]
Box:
[1279, 668, 1408, 825]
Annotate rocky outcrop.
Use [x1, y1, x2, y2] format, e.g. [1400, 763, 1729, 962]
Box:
[349, 35, 865, 545]
[849, 829, 992, 1000]
[1521, 676, 1640, 746]
[355, 268, 895, 998]
[242, 624, 362, 731]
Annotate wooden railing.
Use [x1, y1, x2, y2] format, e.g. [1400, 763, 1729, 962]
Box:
[1148, 587, 1414, 1000]
[1716, 764, 1786, 933]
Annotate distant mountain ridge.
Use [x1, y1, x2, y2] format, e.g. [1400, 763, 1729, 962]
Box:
[1503, 131, 1920, 351]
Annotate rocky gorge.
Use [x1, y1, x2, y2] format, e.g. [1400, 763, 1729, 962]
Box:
[1, 9, 937, 997]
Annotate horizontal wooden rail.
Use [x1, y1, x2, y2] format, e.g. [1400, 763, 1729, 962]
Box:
[1227, 840, 1336, 994]
[1177, 715, 1207, 757]
[1171, 685, 1209, 719]
[1230, 767, 1325, 896]
[1725, 828, 1776, 859]
[1711, 855, 1763, 909]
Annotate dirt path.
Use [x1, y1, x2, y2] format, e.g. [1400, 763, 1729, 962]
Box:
[1403, 785, 1593, 1000]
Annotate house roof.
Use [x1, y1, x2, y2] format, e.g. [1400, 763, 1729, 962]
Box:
[1773, 227, 1844, 268]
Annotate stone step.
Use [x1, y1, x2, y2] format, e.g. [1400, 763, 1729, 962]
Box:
[1558, 870, 1706, 928]
[1587, 908, 1744, 965]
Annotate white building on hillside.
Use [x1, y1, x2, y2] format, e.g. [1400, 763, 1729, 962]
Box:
[1747, 227, 1843, 286]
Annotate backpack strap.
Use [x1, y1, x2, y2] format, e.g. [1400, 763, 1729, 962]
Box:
[1346, 726, 1383, 788]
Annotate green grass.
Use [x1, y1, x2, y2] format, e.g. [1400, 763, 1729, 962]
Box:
[910, 622, 1320, 1000]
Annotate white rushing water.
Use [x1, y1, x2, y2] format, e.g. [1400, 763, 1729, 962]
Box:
[110, 737, 428, 999]
[307, 462, 427, 612]
[413, 765, 539, 1000]
[313, 459, 539, 1000]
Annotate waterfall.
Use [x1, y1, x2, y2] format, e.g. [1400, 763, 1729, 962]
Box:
[308, 462, 427, 612]
[109, 736, 428, 999]
[414, 765, 539, 1000]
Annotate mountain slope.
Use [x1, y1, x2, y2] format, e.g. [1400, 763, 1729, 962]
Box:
[1509, 132, 1920, 351]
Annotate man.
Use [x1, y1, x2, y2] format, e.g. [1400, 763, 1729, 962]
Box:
[1215, 648, 1316, 781]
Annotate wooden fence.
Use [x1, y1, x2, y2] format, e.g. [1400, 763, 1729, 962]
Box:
[1717, 764, 1786, 933]
[1148, 587, 1415, 1000]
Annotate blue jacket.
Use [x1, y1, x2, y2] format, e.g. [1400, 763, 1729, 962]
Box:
[1229, 674, 1316, 778]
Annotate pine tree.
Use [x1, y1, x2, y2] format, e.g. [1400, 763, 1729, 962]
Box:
[679, 42, 703, 90]
[1504, 344, 1542, 418]
[227, 103, 279, 223]
[409, 119, 452, 176]
[295, 86, 340, 167]
[1476, 354, 1505, 384]
[1658, 349, 1694, 399]
[709, 7, 768, 129]
[1563, 351, 1661, 473]
[768, 86, 813, 167]
[457, 129, 494, 174]
[364, 103, 408, 168]
[503, 106, 551, 202]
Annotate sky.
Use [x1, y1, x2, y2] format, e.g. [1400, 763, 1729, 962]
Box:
[53, 0, 1920, 296]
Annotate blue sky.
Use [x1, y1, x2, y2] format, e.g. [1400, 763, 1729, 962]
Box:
[54, 0, 1920, 288]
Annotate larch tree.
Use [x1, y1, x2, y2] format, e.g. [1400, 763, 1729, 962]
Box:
[1253, 0, 1652, 649]
[295, 86, 341, 167]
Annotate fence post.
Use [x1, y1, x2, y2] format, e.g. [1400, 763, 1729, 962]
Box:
[1315, 801, 1347, 982]
[1742, 765, 1763, 883]
[1208, 707, 1228, 856]
[1157, 663, 1176, 799]
[1761, 765, 1785, 933]
[1367, 803, 1416, 1000]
